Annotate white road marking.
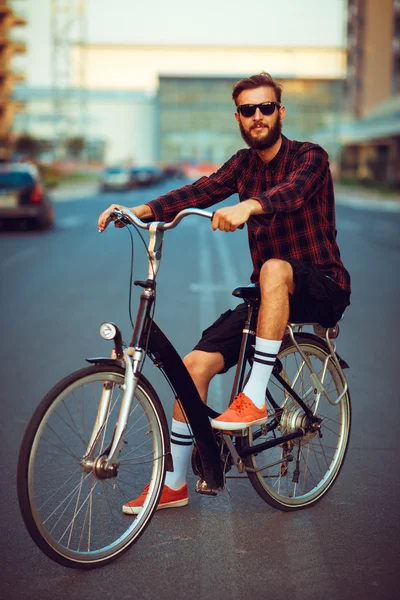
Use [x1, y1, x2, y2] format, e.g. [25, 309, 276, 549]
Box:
[189, 282, 235, 293]
[196, 227, 241, 600]
[197, 226, 225, 410]
[212, 231, 242, 310]
[1, 246, 38, 268]
[57, 216, 86, 228]
[195, 229, 241, 411]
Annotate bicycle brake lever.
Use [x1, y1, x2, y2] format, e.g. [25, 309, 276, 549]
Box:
[107, 212, 129, 228]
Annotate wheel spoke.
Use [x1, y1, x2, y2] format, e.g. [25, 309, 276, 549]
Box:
[20, 368, 166, 567]
[244, 337, 350, 509]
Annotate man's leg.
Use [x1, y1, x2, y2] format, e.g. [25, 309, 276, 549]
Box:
[256, 259, 295, 340]
[164, 350, 224, 490]
[212, 259, 295, 429]
[123, 350, 223, 514]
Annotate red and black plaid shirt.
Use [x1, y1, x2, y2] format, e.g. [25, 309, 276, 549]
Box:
[146, 135, 351, 293]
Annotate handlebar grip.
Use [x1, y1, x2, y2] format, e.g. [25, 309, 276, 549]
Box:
[211, 212, 245, 230]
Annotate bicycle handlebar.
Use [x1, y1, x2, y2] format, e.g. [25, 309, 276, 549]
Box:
[110, 207, 245, 230]
[111, 207, 214, 231]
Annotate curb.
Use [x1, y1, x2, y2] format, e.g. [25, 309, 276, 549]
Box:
[335, 189, 400, 212]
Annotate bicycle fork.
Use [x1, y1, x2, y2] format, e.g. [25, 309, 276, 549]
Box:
[81, 345, 144, 477]
[82, 225, 161, 474]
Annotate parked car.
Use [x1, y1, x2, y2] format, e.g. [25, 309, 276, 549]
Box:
[162, 164, 186, 179]
[0, 163, 54, 230]
[130, 165, 164, 187]
[99, 166, 134, 191]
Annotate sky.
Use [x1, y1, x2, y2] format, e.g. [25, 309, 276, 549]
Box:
[85, 0, 347, 47]
[16, 0, 347, 86]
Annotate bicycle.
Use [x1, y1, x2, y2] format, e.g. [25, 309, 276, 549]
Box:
[17, 207, 351, 569]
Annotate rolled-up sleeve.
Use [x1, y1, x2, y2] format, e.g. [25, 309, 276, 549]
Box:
[145, 153, 240, 222]
[253, 145, 329, 214]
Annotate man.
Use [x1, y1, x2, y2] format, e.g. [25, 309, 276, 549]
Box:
[98, 72, 351, 514]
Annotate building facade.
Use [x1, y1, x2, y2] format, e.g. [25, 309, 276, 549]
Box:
[341, 0, 400, 184]
[12, 87, 157, 165]
[158, 75, 345, 164]
[0, 0, 26, 157]
[12, 43, 347, 165]
[74, 44, 346, 165]
[347, 0, 395, 117]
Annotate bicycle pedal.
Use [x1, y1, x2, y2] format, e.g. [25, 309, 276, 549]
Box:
[195, 479, 218, 496]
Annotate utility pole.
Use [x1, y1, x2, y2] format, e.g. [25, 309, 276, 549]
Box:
[50, 0, 88, 160]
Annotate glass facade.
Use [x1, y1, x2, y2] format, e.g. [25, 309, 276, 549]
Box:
[158, 76, 345, 164]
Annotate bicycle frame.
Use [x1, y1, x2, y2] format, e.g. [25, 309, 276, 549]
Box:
[84, 207, 349, 490]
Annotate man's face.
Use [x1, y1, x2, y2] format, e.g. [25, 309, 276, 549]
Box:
[234, 86, 285, 150]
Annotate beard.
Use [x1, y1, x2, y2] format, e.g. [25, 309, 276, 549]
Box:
[239, 116, 282, 150]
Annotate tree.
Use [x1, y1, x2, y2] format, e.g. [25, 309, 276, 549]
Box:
[15, 134, 41, 159]
[66, 136, 85, 158]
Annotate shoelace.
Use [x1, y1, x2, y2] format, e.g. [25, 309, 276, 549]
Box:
[229, 393, 253, 414]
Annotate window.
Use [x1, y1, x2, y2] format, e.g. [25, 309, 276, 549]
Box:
[0, 172, 35, 189]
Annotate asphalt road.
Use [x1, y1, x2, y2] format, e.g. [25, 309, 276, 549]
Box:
[1, 180, 399, 600]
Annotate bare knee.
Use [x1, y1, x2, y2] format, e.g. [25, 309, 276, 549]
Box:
[183, 350, 224, 384]
[259, 259, 294, 295]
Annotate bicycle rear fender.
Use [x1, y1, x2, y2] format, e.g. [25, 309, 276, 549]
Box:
[146, 320, 224, 491]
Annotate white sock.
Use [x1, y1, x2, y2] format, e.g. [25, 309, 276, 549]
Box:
[243, 337, 282, 408]
[164, 418, 193, 490]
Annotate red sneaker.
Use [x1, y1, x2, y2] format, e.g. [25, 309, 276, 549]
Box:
[122, 483, 189, 515]
[211, 392, 267, 430]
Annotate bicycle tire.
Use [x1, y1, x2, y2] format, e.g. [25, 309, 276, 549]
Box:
[243, 334, 351, 511]
[17, 365, 168, 569]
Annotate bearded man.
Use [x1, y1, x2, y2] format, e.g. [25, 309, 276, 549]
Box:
[98, 72, 351, 514]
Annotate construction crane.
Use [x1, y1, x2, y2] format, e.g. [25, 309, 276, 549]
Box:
[50, 0, 88, 160]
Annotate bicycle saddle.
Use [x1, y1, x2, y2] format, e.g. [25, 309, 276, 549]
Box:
[232, 284, 260, 301]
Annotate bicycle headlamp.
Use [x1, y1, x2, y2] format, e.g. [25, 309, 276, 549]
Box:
[100, 322, 117, 340]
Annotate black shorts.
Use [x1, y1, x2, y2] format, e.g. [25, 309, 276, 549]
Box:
[193, 259, 350, 374]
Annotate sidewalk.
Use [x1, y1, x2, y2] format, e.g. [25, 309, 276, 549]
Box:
[49, 181, 99, 202]
[49, 180, 400, 212]
[335, 184, 400, 212]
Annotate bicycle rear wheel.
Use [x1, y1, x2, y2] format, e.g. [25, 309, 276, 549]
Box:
[17, 365, 168, 569]
[243, 334, 351, 511]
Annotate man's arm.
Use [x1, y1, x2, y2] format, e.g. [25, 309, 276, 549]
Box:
[211, 145, 329, 232]
[98, 153, 241, 232]
[252, 144, 329, 215]
[144, 153, 240, 222]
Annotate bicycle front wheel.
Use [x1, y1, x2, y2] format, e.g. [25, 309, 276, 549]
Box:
[244, 335, 351, 511]
[17, 365, 168, 569]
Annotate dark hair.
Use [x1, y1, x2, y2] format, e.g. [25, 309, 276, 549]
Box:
[232, 72, 283, 105]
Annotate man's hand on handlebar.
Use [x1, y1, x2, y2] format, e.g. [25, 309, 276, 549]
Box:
[212, 200, 261, 232]
[98, 204, 153, 232]
[97, 204, 124, 231]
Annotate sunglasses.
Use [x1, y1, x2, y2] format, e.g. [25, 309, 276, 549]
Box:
[237, 101, 281, 118]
